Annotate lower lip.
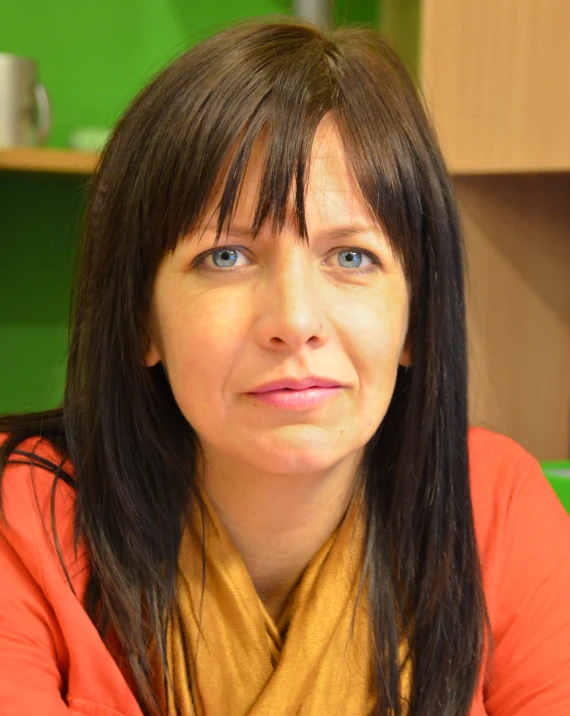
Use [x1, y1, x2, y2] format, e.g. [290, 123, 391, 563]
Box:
[248, 387, 341, 409]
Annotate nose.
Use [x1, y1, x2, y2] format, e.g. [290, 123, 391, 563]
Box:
[253, 242, 327, 352]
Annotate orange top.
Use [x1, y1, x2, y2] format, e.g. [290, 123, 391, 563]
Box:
[0, 427, 569, 715]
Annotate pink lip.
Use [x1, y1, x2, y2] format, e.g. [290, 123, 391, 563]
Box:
[249, 376, 341, 393]
[248, 386, 341, 409]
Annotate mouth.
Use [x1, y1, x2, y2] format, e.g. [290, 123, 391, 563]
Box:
[249, 376, 343, 394]
[247, 385, 341, 409]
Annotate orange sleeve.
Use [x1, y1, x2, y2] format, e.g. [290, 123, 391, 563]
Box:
[483, 450, 570, 714]
[0, 440, 143, 716]
[0, 518, 76, 714]
[0, 436, 86, 715]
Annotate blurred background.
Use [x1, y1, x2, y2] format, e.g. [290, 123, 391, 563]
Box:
[0, 0, 568, 506]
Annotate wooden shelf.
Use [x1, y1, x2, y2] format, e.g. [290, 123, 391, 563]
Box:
[0, 148, 99, 175]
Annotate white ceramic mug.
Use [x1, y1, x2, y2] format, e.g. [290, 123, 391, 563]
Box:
[0, 54, 51, 148]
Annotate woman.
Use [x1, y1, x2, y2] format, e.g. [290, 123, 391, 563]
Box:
[1, 18, 569, 716]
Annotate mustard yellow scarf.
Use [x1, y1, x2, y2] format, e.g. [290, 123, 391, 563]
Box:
[156, 484, 411, 715]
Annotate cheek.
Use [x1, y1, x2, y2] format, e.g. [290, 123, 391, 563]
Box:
[348, 302, 406, 435]
[336, 287, 408, 440]
[157, 292, 247, 408]
[335, 288, 409, 374]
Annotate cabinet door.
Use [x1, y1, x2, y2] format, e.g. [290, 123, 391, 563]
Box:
[460, 174, 570, 459]
[403, 0, 570, 173]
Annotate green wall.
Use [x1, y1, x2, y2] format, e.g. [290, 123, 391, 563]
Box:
[0, 0, 378, 414]
[1, 1, 287, 149]
[0, 0, 378, 150]
[0, 172, 82, 412]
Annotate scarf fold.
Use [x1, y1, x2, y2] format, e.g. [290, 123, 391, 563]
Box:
[155, 484, 411, 715]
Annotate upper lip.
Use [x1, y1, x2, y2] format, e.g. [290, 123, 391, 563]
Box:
[248, 376, 342, 393]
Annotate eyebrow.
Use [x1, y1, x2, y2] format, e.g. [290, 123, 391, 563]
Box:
[204, 224, 382, 243]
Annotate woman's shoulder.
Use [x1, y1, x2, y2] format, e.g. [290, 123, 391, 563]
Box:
[0, 439, 142, 713]
[467, 424, 538, 469]
[467, 423, 570, 596]
[467, 425, 548, 511]
[467, 432, 570, 711]
[0, 432, 85, 597]
[467, 425, 570, 588]
[0, 432, 76, 524]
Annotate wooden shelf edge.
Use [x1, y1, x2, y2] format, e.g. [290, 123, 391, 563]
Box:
[449, 164, 570, 177]
[0, 148, 99, 175]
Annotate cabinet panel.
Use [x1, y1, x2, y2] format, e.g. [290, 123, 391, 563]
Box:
[459, 174, 570, 458]
[419, 0, 570, 173]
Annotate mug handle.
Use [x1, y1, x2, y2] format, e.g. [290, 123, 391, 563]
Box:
[34, 83, 52, 144]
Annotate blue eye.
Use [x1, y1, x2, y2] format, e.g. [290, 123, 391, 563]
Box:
[338, 249, 370, 269]
[194, 245, 379, 273]
[211, 247, 240, 268]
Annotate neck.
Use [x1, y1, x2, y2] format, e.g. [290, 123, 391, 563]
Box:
[199, 449, 364, 625]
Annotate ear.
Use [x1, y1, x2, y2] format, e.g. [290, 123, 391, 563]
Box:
[144, 343, 161, 367]
[143, 305, 162, 367]
[143, 332, 162, 368]
[399, 331, 412, 367]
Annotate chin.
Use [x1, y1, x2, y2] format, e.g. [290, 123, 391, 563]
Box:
[240, 437, 354, 476]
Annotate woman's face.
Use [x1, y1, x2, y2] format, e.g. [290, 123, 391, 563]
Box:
[146, 116, 411, 478]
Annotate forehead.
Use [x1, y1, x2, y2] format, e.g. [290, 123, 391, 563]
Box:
[215, 115, 375, 231]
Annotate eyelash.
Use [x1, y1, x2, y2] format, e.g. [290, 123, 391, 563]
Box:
[192, 246, 382, 275]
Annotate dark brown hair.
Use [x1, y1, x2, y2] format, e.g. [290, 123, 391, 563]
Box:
[1, 17, 491, 715]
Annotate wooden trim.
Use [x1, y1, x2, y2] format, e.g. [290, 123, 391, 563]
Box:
[0, 148, 98, 174]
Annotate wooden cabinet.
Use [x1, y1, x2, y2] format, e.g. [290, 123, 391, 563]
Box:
[420, 0, 570, 174]
[460, 174, 570, 460]
[381, 0, 570, 459]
